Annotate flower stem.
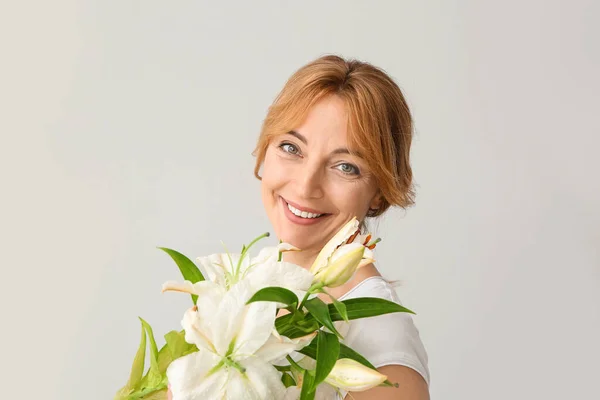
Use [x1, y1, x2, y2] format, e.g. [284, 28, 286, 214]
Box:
[286, 355, 305, 372]
[298, 282, 324, 310]
[235, 232, 270, 277]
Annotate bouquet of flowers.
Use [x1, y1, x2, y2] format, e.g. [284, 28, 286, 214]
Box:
[114, 217, 415, 400]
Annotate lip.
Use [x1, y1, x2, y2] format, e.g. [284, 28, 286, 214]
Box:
[281, 197, 327, 215]
[280, 196, 331, 226]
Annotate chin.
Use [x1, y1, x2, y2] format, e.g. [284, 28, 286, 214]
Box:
[273, 225, 305, 249]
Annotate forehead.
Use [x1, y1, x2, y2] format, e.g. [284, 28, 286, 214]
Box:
[293, 96, 349, 143]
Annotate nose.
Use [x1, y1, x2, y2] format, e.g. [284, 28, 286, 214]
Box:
[294, 162, 324, 200]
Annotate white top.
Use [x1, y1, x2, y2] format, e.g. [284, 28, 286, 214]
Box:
[332, 276, 430, 398]
[280, 275, 431, 399]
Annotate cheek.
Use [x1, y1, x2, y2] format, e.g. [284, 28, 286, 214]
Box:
[329, 182, 375, 216]
[261, 149, 290, 191]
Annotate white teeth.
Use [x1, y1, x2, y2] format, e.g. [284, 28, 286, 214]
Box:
[287, 202, 323, 219]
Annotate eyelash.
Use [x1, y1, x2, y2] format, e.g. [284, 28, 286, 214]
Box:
[277, 142, 361, 176]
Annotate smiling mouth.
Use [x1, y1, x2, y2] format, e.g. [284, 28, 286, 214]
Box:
[281, 197, 330, 219]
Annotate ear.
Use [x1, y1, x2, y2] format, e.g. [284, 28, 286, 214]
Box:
[369, 191, 383, 211]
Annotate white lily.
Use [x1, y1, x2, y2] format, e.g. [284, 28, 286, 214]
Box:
[283, 354, 384, 400]
[309, 217, 378, 288]
[325, 358, 388, 392]
[195, 241, 314, 298]
[164, 280, 316, 400]
[312, 243, 366, 288]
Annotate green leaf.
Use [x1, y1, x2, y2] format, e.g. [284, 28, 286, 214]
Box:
[165, 330, 197, 359]
[156, 330, 198, 375]
[281, 372, 296, 388]
[247, 286, 299, 307]
[319, 288, 349, 322]
[276, 313, 319, 339]
[114, 321, 147, 399]
[127, 384, 168, 400]
[157, 247, 205, 304]
[299, 341, 374, 369]
[275, 313, 294, 331]
[274, 364, 291, 372]
[314, 331, 339, 386]
[299, 370, 316, 400]
[298, 341, 394, 387]
[304, 297, 343, 338]
[139, 318, 162, 389]
[156, 344, 172, 375]
[328, 297, 415, 321]
[139, 389, 168, 400]
[331, 297, 348, 322]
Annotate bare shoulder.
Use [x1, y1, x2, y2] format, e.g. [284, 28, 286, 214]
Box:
[345, 364, 430, 400]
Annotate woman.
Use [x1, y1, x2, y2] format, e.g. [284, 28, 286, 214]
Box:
[170, 55, 430, 399]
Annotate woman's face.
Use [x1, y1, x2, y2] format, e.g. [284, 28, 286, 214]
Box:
[260, 95, 382, 256]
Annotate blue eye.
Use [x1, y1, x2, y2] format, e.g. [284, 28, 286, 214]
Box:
[279, 142, 300, 155]
[337, 163, 360, 176]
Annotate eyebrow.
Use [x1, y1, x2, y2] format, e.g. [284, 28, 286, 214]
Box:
[285, 130, 364, 158]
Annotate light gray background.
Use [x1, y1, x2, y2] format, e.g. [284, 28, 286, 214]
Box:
[2, 1, 599, 399]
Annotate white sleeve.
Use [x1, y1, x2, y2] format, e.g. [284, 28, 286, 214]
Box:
[339, 279, 431, 387]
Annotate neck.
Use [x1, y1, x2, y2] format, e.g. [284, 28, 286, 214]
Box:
[281, 248, 320, 271]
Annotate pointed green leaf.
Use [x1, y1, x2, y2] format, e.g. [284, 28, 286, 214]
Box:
[165, 330, 197, 359]
[281, 372, 296, 388]
[274, 364, 291, 372]
[127, 384, 168, 400]
[304, 297, 343, 338]
[299, 340, 374, 369]
[139, 389, 168, 400]
[247, 286, 299, 307]
[314, 331, 339, 386]
[114, 321, 147, 399]
[276, 312, 319, 339]
[298, 341, 394, 387]
[328, 297, 415, 321]
[155, 330, 199, 377]
[157, 247, 204, 304]
[299, 370, 316, 400]
[139, 318, 162, 389]
[156, 344, 172, 375]
[331, 297, 348, 322]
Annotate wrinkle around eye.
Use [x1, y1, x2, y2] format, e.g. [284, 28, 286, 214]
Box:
[337, 163, 360, 175]
[276, 142, 301, 157]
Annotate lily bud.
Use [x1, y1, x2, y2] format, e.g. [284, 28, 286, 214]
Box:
[325, 358, 387, 392]
[310, 218, 361, 276]
[313, 243, 369, 288]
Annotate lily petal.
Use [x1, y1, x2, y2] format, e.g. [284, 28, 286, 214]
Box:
[225, 282, 277, 357]
[254, 331, 317, 363]
[198, 281, 274, 357]
[277, 243, 301, 252]
[162, 280, 214, 296]
[310, 218, 360, 275]
[357, 257, 375, 269]
[166, 351, 226, 400]
[246, 261, 315, 297]
[191, 282, 227, 350]
[313, 244, 365, 288]
[252, 243, 301, 266]
[325, 358, 387, 392]
[196, 252, 249, 287]
[283, 386, 301, 400]
[181, 306, 216, 352]
[239, 356, 287, 400]
[328, 242, 365, 264]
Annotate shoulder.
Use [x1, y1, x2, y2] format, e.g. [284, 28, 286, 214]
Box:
[337, 275, 431, 387]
